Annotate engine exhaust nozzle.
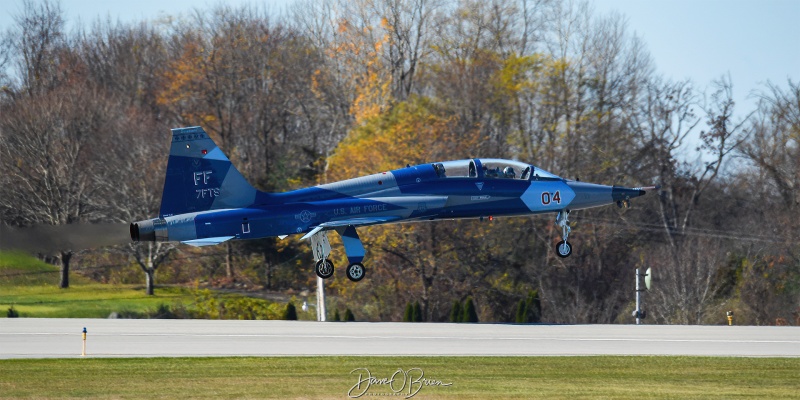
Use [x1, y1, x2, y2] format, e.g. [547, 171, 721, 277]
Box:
[129, 218, 168, 242]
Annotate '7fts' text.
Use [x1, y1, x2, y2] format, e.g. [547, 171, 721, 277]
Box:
[196, 188, 220, 199]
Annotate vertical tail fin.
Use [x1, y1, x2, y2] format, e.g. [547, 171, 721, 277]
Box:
[159, 127, 259, 217]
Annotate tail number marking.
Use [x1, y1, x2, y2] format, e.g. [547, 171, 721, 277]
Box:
[193, 170, 219, 199]
[196, 188, 221, 198]
[541, 191, 561, 205]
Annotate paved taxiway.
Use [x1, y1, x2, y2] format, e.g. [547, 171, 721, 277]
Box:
[1, 319, 798, 358]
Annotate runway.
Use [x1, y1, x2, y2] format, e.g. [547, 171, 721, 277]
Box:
[1, 319, 798, 358]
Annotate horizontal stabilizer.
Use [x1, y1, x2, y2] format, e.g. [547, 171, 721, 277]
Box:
[181, 236, 235, 247]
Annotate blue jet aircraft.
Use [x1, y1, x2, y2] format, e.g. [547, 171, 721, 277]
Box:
[131, 126, 655, 282]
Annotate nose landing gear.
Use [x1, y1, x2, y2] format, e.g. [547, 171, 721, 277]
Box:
[555, 210, 572, 258]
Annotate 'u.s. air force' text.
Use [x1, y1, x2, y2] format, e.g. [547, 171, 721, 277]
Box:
[333, 204, 387, 216]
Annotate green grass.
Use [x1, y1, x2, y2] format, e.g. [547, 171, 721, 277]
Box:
[0, 251, 83, 287]
[0, 283, 197, 318]
[0, 251, 193, 317]
[0, 251, 294, 319]
[0, 356, 797, 399]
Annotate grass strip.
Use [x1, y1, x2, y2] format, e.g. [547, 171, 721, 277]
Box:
[0, 356, 798, 399]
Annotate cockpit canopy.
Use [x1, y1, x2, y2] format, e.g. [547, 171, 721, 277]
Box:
[430, 159, 562, 180]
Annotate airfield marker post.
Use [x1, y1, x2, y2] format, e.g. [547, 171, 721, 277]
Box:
[81, 327, 87, 356]
[635, 269, 641, 325]
[633, 268, 649, 325]
[317, 276, 326, 322]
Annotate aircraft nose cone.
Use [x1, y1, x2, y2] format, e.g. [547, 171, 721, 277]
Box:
[612, 186, 646, 201]
[564, 181, 614, 209]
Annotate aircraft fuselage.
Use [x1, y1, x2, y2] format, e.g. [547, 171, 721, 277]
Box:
[144, 160, 635, 244]
[131, 127, 652, 278]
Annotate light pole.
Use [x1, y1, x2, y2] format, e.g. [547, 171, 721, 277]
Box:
[300, 281, 326, 322]
[316, 276, 327, 322]
[633, 267, 651, 324]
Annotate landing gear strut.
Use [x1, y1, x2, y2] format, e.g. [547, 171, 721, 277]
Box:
[337, 225, 367, 282]
[555, 210, 572, 258]
[308, 225, 369, 282]
[311, 230, 334, 279]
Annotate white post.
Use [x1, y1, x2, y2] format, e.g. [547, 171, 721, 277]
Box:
[310, 231, 331, 322]
[635, 268, 641, 325]
[316, 276, 326, 322]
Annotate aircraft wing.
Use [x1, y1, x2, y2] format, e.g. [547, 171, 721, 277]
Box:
[300, 216, 402, 240]
[181, 236, 235, 247]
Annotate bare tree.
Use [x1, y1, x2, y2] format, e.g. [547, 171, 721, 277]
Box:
[0, 82, 118, 287]
[380, 0, 438, 100]
[647, 238, 728, 324]
[9, 0, 65, 96]
[740, 80, 800, 210]
[628, 76, 751, 323]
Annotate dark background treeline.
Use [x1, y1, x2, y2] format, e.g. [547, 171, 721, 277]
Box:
[0, 0, 797, 325]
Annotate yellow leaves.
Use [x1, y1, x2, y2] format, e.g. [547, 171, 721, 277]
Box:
[545, 57, 571, 77]
[493, 53, 543, 96]
[487, 271, 519, 293]
[201, 114, 217, 124]
[330, 96, 478, 182]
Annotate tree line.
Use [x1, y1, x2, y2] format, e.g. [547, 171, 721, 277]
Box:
[0, 0, 798, 325]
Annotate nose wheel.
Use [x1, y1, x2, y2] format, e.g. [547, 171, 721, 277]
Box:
[555, 240, 572, 258]
[554, 210, 573, 258]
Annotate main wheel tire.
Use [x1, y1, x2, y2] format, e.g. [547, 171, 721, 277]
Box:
[555, 240, 572, 258]
[315, 259, 334, 279]
[345, 263, 365, 282]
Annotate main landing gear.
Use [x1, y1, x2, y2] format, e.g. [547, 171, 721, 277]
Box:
[314, 259, 366, 282]
[345, 263, 365, 282]
[315, 259, 334, 279]
[310, 227, 368, 282]
[555, 210, 572, 258]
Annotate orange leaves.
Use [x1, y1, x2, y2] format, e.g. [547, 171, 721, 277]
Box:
[323, 10, 394, 124]
[156, 41, 210, 122]
[350, 70, 391, 123]
[338, 18, 349, 34]
[348, 41, 392, 122]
